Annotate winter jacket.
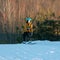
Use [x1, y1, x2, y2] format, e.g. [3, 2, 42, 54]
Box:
[23, 22, 33, 32]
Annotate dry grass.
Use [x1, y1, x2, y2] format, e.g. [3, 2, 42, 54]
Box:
[0, 0, 60, 33]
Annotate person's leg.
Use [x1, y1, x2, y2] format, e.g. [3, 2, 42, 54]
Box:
[25, 32, 29, 41]
[23, 32, 28, 41]
[29, 32, 33, 41]
[30, 32, 33, 37]
[27, 32, 32, 41]
[28, 32, 33, 38]
[23, 32, 26, 41]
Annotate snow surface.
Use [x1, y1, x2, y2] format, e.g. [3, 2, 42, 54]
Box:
[0, 40, 60, 60]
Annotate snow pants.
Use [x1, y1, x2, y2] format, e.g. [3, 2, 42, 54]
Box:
[23, 32, 33, 41]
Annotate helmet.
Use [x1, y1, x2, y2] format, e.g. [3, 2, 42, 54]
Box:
[26, 17, 32, 22]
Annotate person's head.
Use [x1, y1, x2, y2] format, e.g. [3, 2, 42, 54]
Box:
[25, 17, 32, 23]
[26, 20, 30, 23]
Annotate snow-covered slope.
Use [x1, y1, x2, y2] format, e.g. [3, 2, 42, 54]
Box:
[0, 40, 60, 60]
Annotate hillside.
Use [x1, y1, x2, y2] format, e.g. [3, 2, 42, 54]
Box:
[0, 41, 60, 60]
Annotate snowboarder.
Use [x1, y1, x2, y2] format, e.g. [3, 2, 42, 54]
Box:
[22, 17, 33, 43]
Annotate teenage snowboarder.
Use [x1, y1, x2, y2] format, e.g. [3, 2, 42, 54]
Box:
[22, 17, 33, 43]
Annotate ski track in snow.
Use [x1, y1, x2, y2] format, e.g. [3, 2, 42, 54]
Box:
[0, 40, 60, 60]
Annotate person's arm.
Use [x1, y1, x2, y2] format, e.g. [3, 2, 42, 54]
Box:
[30, 23, 33, 32]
